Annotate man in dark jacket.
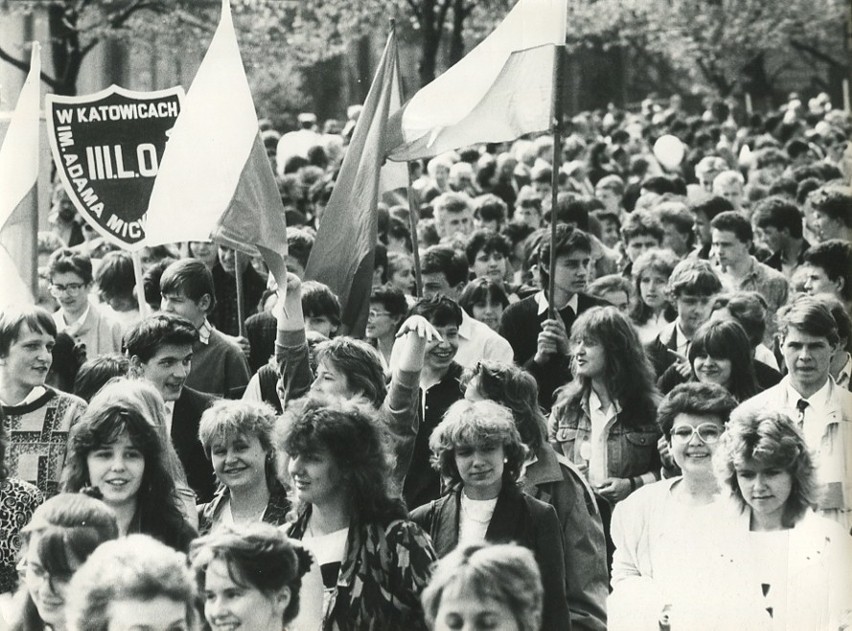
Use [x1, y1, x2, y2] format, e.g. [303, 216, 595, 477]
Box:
[500, 225, 608, 410]
[124, 313, 216, 502]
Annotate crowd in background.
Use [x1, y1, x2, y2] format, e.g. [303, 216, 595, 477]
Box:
[0, 90, 851, 630]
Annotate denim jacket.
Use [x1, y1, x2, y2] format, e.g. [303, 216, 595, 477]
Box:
[549, 390, 661, 483]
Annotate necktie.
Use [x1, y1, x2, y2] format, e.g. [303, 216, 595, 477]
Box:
[795, 399, 809, 430]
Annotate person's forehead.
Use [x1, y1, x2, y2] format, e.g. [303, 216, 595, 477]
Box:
[711, 229, 739, 241]
[11, 325, 54, 346]
[784, 327, 830, 344]
[556, 250, 591, 262]
[51, 270, 85, 282]
[422, 272, 450, 286]
[148, 343, 193, 361]
[672, 412, 723, 427]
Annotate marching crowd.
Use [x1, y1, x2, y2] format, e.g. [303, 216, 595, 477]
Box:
[1, 92, 851, 630]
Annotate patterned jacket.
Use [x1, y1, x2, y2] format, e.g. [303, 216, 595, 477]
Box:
[286, 509, 436, 631]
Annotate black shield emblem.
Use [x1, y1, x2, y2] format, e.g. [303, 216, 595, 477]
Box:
[45, 85, 184, 250]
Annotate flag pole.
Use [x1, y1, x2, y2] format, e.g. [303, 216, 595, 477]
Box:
[390, 18, 423, 298]
[234, 250, 246, 337]
[547, 33, 566, 320]
[130, 251, 150, 317]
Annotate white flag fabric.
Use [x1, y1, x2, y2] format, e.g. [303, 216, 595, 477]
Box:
[0, 43, 40, 303]
[145, 0, 288, 284]
[385, 0, 566, 161]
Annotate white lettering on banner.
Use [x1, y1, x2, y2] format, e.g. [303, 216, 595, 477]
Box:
[56, 109, 73, 125]
[105, 214, 144, 239]
[56, 125, 73, 148]
[76, 102, 180, 123]
[85, 146, 142, 180]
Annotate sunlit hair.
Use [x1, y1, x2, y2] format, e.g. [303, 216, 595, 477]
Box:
[688, 319, 758, 402]
[777, 295, 840, 346]
[276, 396, 407, 524]
[714, 407, 817, 527]
[313, 337, 387, 408]
[10, 494, 118, 631]
[428, 399, 527, 488]
[65, 535, 196, 631]
[0, 304, 56, 357]
[62, 401, 187, 548]
[421, 542, 543, 631]
[198, 399, 279, 487]
[553, 306, 658, 427]
[190, 523, 313, 628]
[86, 378, 189, 488]
[629, 248, 679, 325]
[656, 382, 737, 440]
[461, 361, 546, 451]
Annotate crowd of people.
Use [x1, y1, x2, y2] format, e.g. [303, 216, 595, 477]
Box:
[1, 91, 851, 630]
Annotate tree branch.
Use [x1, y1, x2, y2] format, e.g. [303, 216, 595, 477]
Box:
[790, 38, 845, 68]
[0, 44, 60, 89]
[436, 0, 452, 30]
[406, 0, 421, 20]
[107, 0, 169, 29]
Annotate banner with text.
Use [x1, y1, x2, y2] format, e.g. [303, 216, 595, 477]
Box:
[45, 85, 183, 250]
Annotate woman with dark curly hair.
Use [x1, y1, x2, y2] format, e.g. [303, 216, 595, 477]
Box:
[190, 522, 323, 631]
[61, 402, 196, 551]
[277, 396, 437, 630]
[549, 306, 661, 506]
[709, 407, 852, 630]
[656, 319, 760, 402]
[410, 399, 571, 631]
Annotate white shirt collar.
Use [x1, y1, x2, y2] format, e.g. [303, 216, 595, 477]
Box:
[534, 291, 578, 316]
[784, 376, 832, 410]
[0, 386, 46, 407]
[198, 319, 212, 345]
[835, 352, 852, 388]
[58, 303, 91, 334]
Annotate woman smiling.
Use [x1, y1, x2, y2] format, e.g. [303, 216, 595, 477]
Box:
[62, 403, 196, 551]
[197, 400, 289, 534]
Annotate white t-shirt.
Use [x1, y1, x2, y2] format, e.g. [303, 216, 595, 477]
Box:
[459, 493, 498, 544]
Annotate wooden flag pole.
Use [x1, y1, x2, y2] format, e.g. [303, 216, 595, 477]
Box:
[390, 18, 423, 298]
[547, 39, 566, 320]
[234, 250, 247, 337]
[130, 251, 150, 317]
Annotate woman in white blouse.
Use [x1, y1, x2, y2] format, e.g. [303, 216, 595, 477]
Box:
[609, 382, 743, 631]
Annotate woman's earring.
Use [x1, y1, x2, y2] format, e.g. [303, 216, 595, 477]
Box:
[503, 457, 508, 463]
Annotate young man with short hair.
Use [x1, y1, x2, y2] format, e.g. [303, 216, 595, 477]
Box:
[739, 297, 852, 529]
[399, 244, 512, 369]
[645, 259, 723, 377]
[710, 211, 789, 323]
[432, 192, 475, 241]
[123, 312, 216, 502]
[752, 196, 810, 279]
[620, 210, 664, 277]
[159, 258, 250, 399]
[403, 295, 466, 508]
[47, 248, 123, 360]
[0, 305, 86, 496]
[500, 225, 609, 409]
[801, 239, 852, 312]
[688, 195, 735, 260]
[809, 186, 852, 242]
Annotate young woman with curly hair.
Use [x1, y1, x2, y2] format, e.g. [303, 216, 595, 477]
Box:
[277, 396, 437, 630]
[410, 398, 570, 631]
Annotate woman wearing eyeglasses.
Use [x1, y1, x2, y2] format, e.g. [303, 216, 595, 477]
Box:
[608, 382, 740, 631]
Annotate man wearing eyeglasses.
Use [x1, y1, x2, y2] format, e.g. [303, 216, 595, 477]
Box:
[47, 248, 123, 361]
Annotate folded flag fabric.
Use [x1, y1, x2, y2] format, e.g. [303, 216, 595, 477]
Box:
[384, 0, 566, 162]
[305, 29, 400, 337]
[145, 0, 288, 286]
[0, 43, 40, 303]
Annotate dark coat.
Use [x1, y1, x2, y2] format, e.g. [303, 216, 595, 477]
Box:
[499, 292, 610, 410]
[172, 386, 217, 503]
[410, 484, 572, 631]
